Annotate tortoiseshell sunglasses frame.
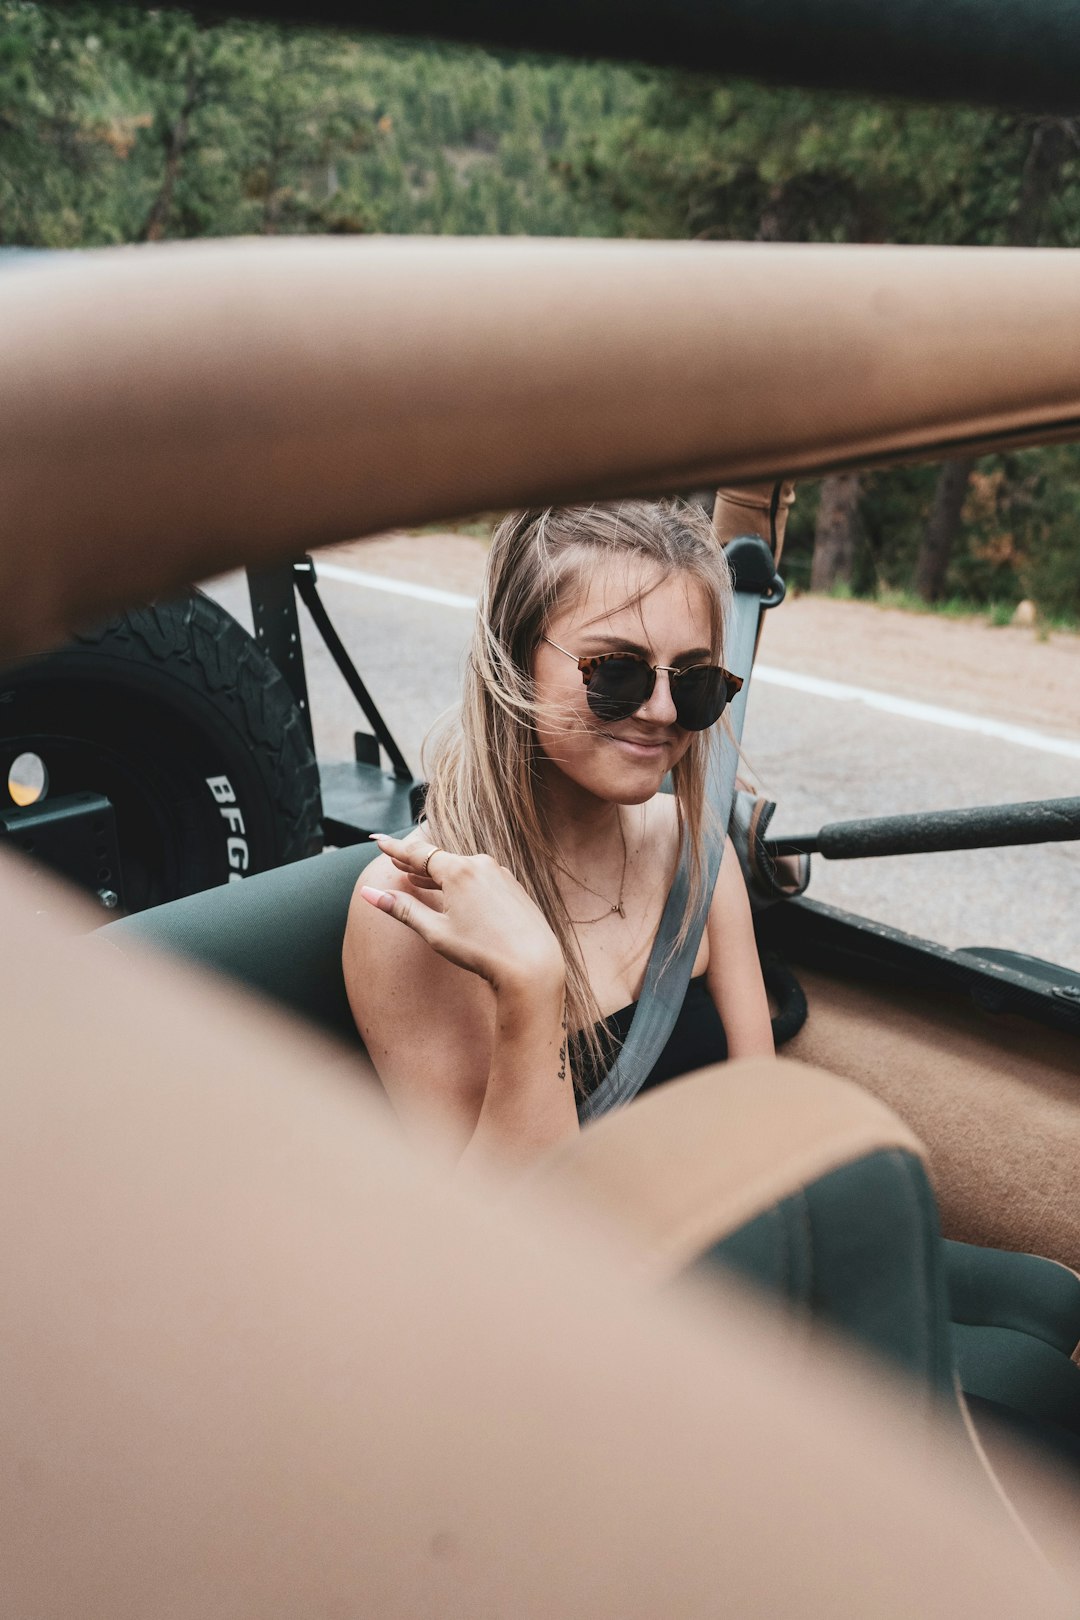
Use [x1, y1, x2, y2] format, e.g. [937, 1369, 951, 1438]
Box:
[542, 637, 743, 729]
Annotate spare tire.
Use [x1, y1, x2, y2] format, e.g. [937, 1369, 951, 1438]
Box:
[0, 592, 322, 913]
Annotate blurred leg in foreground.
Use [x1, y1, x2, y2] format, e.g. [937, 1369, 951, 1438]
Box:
[1, 853, 1077, 1620]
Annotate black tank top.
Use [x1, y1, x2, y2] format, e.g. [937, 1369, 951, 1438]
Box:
[573, 975, 728, 1100]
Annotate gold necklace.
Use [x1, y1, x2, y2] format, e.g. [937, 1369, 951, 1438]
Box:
[559, 812, 629, 926]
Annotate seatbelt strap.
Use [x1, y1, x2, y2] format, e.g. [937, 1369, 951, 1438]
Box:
[578, 532, 781, 1123]
[576, 824, 722, 1123]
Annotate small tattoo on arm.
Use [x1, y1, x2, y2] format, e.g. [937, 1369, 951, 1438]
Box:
[557, 1013, 567, 1083]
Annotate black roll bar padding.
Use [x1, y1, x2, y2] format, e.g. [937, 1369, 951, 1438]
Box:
[767, 796, 1080, 861]
[720, 533, 785, 746]
[723, 534, 781, 596]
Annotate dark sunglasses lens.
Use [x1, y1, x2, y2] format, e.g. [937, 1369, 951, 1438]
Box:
[585, 658, 653, 722]
[672, 666, 731, 730]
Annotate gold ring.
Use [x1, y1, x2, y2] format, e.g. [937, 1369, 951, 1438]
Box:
[421, 846, 443, 880]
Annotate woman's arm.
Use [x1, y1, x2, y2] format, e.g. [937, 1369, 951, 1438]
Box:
[343, 835, 579, 1166]
[458, 964, 575, 1171]
[705, 837, 775, 1060]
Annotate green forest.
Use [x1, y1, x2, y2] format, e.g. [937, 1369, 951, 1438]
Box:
[4, 1, 1080, 623]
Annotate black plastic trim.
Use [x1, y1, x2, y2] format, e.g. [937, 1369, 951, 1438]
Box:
[757, 896, 1080, 1041]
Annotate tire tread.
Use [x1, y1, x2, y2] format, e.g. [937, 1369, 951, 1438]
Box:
[70, 593, 321, 868]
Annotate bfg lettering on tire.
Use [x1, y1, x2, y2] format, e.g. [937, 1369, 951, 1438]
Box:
[206, 774, 251, 881]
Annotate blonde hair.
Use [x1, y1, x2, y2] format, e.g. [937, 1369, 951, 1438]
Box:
[422, 500, 733, 1090]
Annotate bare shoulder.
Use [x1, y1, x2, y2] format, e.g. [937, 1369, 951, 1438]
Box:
[710, 835, 750, 918]
[343, 851, 435, 977]
[343, 850, 487, 1018]
[705, 836, 775, 1057]
[694, 835, 750, 974]
[343, 852, 494, 1127]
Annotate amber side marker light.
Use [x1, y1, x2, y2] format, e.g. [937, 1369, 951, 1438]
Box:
[7, 752, 48, 807]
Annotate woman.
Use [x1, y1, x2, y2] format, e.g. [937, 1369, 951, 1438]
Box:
[343, 501, 774, 1164]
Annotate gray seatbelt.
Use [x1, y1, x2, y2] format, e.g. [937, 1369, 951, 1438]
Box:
[577, 532, 782, 1124]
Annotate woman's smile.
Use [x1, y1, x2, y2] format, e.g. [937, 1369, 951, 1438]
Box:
[600, 730, 675, 759]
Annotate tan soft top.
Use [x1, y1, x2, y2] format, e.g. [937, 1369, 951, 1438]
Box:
[3, 236, 1080, 657]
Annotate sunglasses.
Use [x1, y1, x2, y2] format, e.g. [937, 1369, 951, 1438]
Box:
[542, 637, 743, 732]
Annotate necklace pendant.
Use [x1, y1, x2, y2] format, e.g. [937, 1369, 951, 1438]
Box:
[615, 901, 625, 918]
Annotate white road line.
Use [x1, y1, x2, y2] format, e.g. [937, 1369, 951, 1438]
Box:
[315, 562, 476, 610]
[751, 666, 1080, 761]
[314, 560, 1080, 760]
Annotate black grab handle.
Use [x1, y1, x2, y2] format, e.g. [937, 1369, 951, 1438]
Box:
[767, 796, 1080, 861]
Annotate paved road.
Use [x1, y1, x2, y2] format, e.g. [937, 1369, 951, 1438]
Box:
[205, 558, 1080, 973]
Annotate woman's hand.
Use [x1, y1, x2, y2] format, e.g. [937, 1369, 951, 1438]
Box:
[360, 833, 564, 995]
